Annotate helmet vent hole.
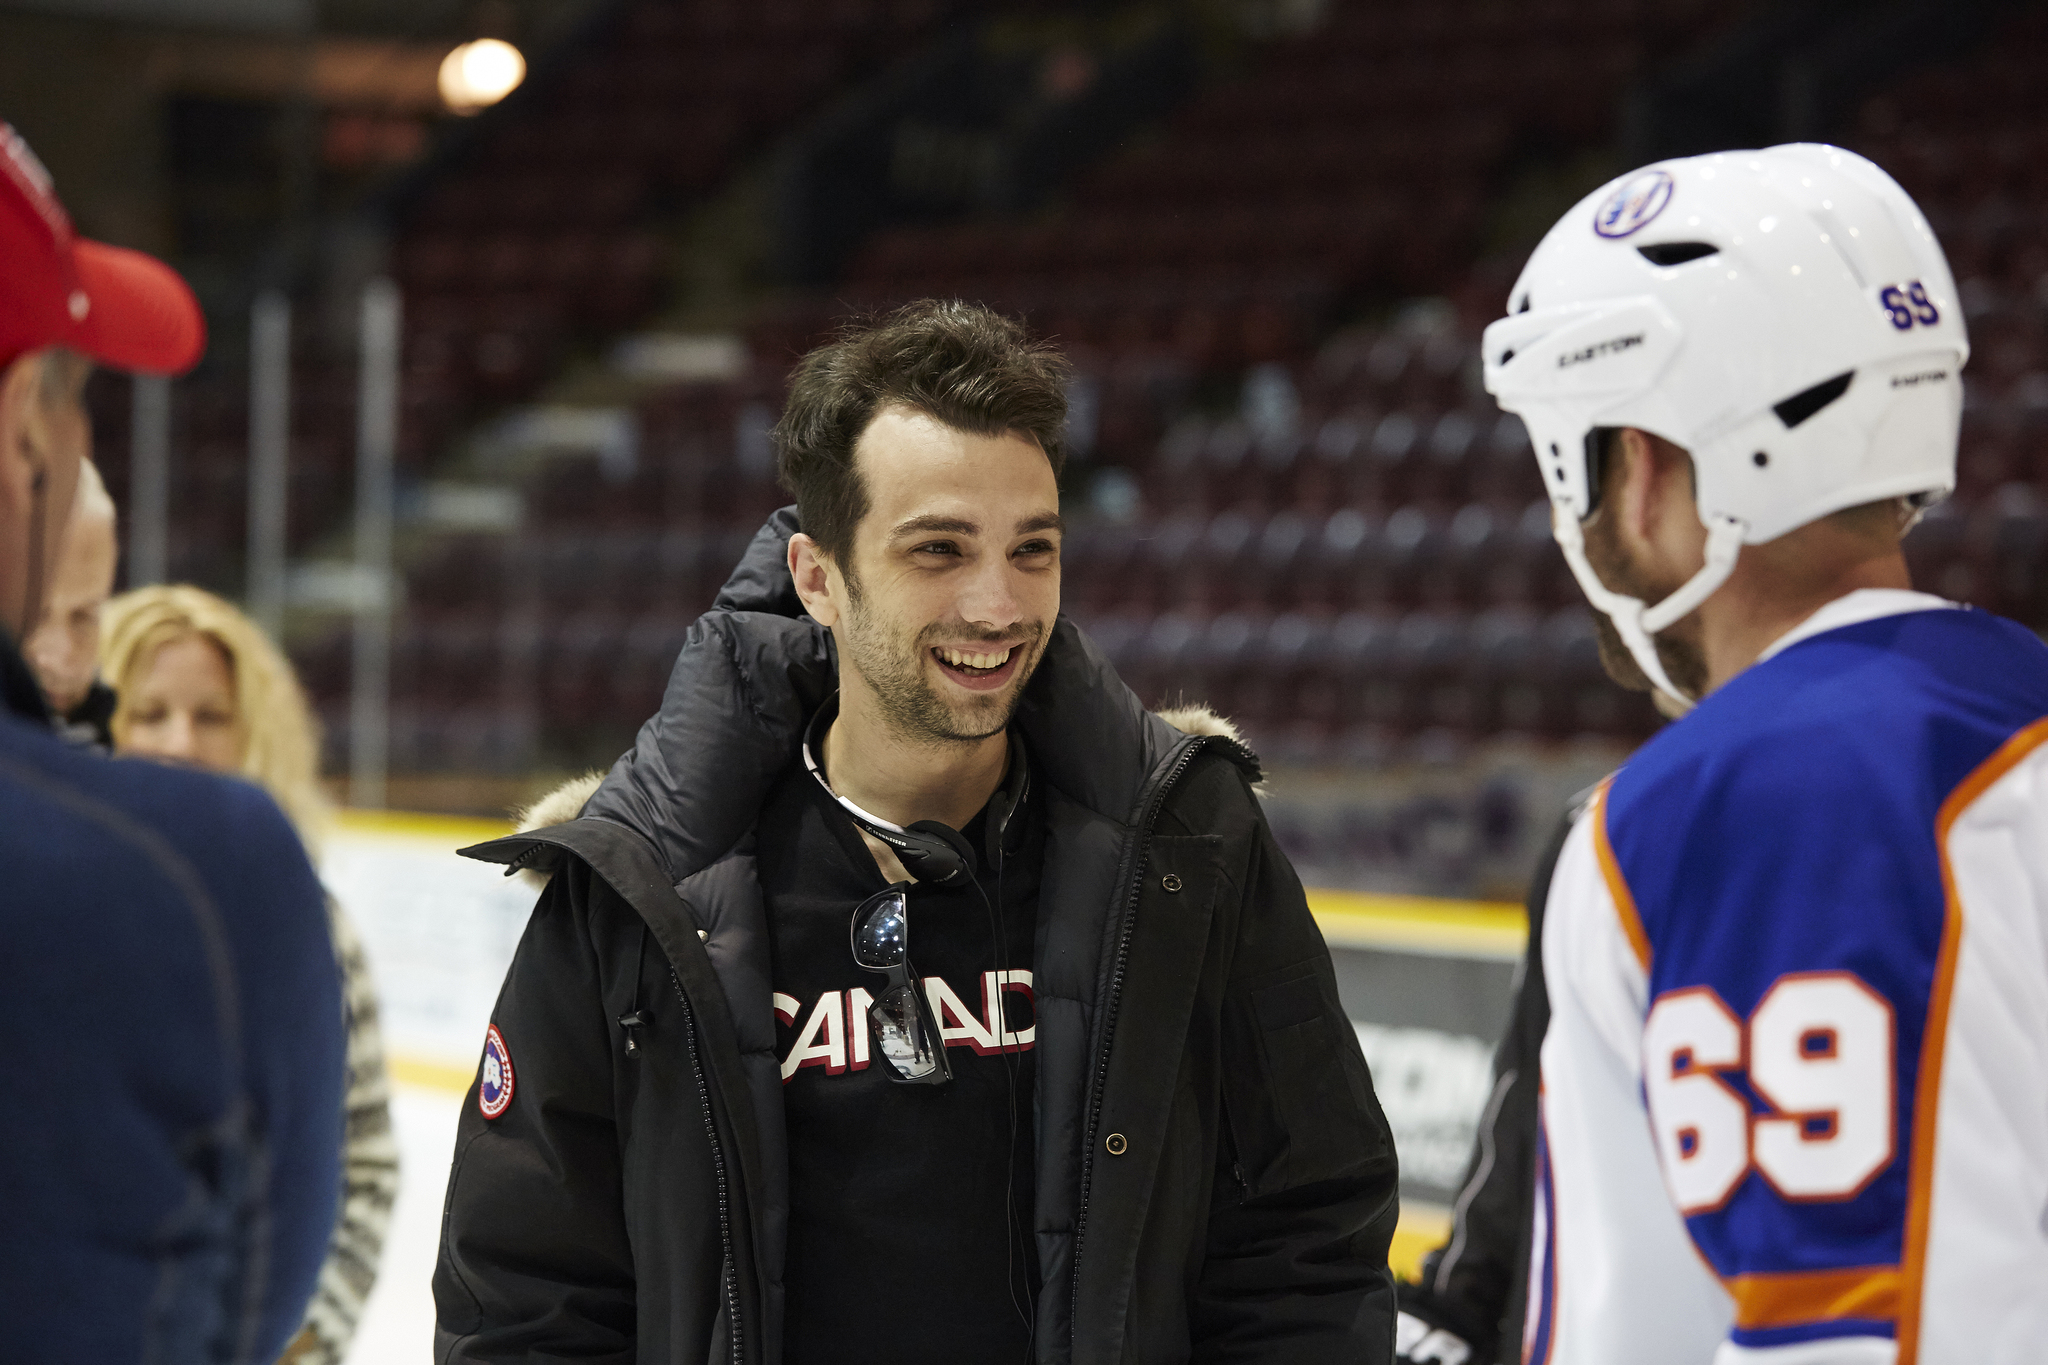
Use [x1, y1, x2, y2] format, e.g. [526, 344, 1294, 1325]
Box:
[1753, 451, 1769, 468]
[1549, 443, 1560, 457]
[1637, 241, 1720, 266]
[1499, 348, 1516, 365]
[1516, 294, 1531, 313]
[1773, 370, 1855, 429]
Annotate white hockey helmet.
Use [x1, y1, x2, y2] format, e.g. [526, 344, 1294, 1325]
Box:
[1481, 143, 1969, 707]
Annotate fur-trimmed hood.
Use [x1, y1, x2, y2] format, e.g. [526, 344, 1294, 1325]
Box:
[511, 770, 605, 889]
[515, 771, 606, 834]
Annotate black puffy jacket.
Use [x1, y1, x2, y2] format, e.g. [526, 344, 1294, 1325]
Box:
[1400, 787, 1597, 1365]
[434, 511, 1400, 1365]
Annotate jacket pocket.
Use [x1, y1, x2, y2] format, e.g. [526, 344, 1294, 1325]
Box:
[1223, 964, 1392, 1197]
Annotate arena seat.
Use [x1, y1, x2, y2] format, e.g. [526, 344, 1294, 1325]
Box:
[320, 0, 2048, 775]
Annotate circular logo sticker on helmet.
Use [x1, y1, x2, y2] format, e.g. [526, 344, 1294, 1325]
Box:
[1593, 169, 1676, 239]
[479, 1024, 514, 1119]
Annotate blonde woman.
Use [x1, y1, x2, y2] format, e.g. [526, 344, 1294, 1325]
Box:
[102, 585, 396, 1365]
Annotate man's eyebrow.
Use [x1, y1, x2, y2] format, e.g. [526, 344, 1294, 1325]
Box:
[888, 511, 1065, 540]
[890, 515, 979, 540]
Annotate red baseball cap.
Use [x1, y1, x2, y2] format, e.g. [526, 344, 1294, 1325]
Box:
[0, 122, 205, 377]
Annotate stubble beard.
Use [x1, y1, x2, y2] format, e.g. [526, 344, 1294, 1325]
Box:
[1580, 512, 1710, 701]
[839, 572, 1048, 748]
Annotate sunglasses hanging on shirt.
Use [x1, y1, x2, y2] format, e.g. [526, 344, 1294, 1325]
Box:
[850, 885, 952, 1084]
[811, 695, 1030, 1087]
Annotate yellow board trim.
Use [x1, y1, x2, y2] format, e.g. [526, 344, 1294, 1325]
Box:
[1390, 1201, 1454, 1283]
[333, 808, 513, 846]
[389, 1053, 480, 1093]
[1309, 889, 1527, 960]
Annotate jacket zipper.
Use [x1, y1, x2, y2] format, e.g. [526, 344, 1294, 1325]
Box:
[672, 968, 743, 1365]
[1069, 736, 1209, 1319]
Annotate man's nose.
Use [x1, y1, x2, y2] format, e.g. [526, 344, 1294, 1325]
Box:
[957, 555, 1025, 631]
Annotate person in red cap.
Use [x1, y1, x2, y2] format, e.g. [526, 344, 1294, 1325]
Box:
[0, 120, 204, 640]
[0, 121, 347, 1365]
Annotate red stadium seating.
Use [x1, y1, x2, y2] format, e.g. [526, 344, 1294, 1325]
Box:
[253, 0, 2048, 776]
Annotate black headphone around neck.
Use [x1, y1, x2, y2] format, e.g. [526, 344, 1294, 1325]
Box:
[802, 699, 1029, 887]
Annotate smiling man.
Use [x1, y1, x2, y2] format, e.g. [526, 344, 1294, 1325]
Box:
[437, 301, 1400, 1364]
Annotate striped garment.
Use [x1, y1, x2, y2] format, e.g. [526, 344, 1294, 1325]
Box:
[279, 898, 400, 1365]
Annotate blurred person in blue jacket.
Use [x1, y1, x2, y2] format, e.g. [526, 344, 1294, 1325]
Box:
[103, 584, 399, 1365]
[0, 121, 346, 1363]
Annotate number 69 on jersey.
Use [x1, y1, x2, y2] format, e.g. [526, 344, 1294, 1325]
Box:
[1645, 970, 1895, 1213]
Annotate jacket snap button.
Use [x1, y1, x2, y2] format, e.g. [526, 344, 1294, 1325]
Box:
[1160, 873, 1183, 893]
[1105, 1132, 1128, 1156]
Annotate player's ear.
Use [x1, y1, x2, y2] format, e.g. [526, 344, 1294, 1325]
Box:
[788, 532, 840, 628]
[1608, 428, 1665, 554]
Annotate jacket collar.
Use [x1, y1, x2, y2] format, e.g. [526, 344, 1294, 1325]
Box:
[572, 507, 1255, 888]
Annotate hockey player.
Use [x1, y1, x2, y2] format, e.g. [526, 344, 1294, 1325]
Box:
[1482, 144, 2048, 1362]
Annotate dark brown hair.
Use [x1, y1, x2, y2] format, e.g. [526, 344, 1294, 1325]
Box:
[773, 299, 1070, 568]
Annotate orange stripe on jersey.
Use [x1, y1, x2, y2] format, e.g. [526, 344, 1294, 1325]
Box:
[1726, 1265, 1901, 1331]
[1589, 777, 1652, 972]
[1898, 714, 2048, 1365]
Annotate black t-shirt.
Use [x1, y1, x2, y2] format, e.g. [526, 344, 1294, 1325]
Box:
[756, 745, 1043, 1365]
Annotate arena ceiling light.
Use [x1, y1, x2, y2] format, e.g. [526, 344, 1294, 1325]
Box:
[439, 38, 525, 114]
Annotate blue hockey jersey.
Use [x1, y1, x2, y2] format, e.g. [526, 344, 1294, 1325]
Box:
[1529, 591, 2048, 1364]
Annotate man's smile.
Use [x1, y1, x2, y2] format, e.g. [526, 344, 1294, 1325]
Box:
[930, 642, 1025, 692]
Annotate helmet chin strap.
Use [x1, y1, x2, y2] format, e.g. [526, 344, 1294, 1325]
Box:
[1551, 508, 1746, 715]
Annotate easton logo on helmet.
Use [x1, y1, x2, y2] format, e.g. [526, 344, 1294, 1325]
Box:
[479, 1024, 515, 1118]
[1558, 332, 1647, 368]
[1594, 169, 1675, 239]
